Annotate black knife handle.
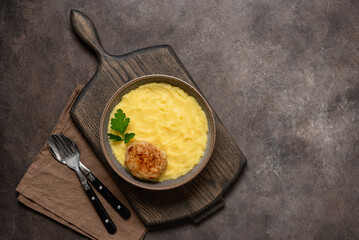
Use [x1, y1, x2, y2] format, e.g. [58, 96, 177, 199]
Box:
[88, 173, 131, 219]
[85, 185, 117, 234]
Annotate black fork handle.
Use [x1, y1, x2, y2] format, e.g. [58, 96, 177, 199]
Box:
[85, 184, 117, 234]
[88, 173, 131, 219]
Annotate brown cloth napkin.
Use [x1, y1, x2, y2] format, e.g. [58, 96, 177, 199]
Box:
[16, 86, 148, 240]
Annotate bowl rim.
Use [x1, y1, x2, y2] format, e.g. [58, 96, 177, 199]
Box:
[99, 74, 216, 190]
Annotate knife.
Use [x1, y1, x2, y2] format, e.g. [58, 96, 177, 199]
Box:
[79, 163, 131, 219]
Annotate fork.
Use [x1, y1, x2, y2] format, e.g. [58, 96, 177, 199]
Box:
[50, 134, 131, 219]
[48, 134, 117, 234]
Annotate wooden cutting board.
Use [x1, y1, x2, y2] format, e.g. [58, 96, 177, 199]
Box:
[69, 10, 246, 226]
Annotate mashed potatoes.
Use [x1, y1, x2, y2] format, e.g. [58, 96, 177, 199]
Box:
[108, 82, 208, 182]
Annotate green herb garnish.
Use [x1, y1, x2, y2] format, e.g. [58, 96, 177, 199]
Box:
[108, 109, 135, 143]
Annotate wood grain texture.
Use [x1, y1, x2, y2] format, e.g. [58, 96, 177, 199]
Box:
[70, 10, 246, 226]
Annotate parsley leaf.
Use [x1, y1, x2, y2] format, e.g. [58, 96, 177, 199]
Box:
[108, 133, 123, 142]
[124, 133, 135, 143]
[108, 109, 135, 143]
[111, 109, 129, 135]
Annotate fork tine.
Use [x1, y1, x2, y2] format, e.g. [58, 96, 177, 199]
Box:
[51, 135, 65, 157]
[63, 135, 78, 154]
[58, 135, 75, 155]
[53, 134, 72, 157]
[48, 136, 63, 159]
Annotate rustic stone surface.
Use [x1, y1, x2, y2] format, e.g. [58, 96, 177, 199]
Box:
[1, 0, 358, 239]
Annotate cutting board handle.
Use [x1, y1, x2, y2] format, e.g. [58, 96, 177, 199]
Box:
[70, 10, 108, 60]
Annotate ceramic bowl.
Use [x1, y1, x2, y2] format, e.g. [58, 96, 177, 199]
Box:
[100, 74, 216, 190]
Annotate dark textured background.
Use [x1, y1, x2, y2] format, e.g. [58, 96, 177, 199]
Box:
[1, 0, 358, 239]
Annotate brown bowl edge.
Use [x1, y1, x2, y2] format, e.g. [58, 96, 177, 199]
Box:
[99, 74, 216, 190]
